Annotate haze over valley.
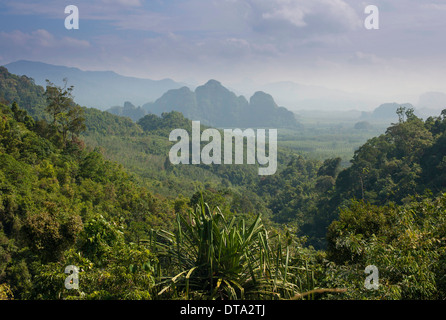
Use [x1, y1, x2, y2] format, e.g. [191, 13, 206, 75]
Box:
[5, 60, 446, 127]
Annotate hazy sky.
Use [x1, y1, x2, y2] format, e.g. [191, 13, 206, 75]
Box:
[1, 0, 445, 104]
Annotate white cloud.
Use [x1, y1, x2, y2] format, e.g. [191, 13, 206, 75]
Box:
[0, 29, 90, 49]
[31, 29, 55, 47]
[262, 5, 307, 27]
[60, 37, 91, 48]
[248, 0, 362, 36]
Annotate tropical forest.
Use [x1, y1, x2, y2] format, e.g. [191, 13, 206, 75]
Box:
[0, 66, 445, 301]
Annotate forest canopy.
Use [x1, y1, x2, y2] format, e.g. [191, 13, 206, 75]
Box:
[0, 67, 445, 300]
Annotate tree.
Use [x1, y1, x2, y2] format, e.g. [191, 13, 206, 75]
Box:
[10, 102, 34, 129]
[44, 78, 73, 125]
[44, 79, 85, 145]
[325, 195, 446, 299]
[67, 105, 86, 141]
[317, 157, 342, 178]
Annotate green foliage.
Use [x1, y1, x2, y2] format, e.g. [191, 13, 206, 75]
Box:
[31, 244, 156, 300]
[0, 283, 14, 300]
[137, 111, 191, 137]
[44, 79, 86, 146]
[0, 100, 171, 299]
[324, 194, 446, 299]
[152, 197, 319, 300]
[85, 107, 143, 136]
[0, 67, 47, 120]
[317, 157, 342, 178]
[1, 67, 446, 301]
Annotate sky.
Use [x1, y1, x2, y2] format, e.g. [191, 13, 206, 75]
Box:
[1, 0, 446, 109]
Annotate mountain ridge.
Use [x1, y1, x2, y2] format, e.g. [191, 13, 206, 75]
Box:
[140, 79, 300, 128]
[3, 60, 299, 128]
[3, 60, 185, 110]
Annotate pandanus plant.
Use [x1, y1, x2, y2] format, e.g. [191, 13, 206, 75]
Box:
[151, 196, 318, 300]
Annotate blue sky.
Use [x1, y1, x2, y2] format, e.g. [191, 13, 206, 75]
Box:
[1, 0, 446, 105]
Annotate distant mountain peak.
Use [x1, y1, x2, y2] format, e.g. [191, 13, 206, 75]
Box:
[198, 79, 229, 93]
[123, 101, 136, 108]
[178, 86, 193, 92]
[251, 91, 274, 99]
[250, 91, 278, 109]
[204, 79, 222, 86]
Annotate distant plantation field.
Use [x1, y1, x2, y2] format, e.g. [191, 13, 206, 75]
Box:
[278, 120, 389, 165]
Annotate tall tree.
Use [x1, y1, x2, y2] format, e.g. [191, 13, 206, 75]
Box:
[44, 78, 73, 125]
[44, 79, 85, 145]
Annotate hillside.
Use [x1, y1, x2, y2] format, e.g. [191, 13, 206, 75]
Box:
[0, 100, 178, 299]
[360, 102, 415, 122]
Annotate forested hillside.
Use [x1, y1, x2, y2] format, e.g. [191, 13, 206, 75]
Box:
[0, 66, 445, 300]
